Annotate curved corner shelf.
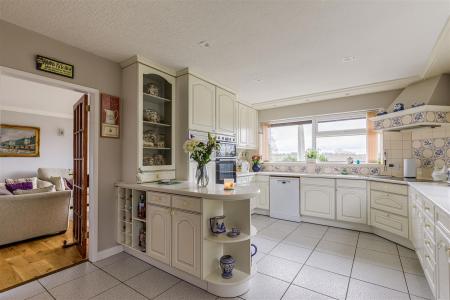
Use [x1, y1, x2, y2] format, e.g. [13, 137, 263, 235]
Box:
[205, 233, 250, 244]
[205, 268, 250, 286]
[133, 217, 146, 222]
[143, 121, 171, 127]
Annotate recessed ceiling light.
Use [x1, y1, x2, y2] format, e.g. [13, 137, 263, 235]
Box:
[198, 40, 210, 48]
[342, 56, 357, 63]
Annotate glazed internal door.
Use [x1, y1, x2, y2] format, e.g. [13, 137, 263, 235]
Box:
[73, 94, 89, 258]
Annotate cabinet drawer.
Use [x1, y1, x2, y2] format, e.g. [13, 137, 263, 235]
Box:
[423, 214, 435, 240]
[301, 177, 335, 187]
[370, 182, 408, 195]
[172, 195, 201, 213]
[422, 196, 435, 221]
[435, 206, 450, 235]
[255, 175, 269, 183]
[371, 208, 409, 238]
[147, 192, 171, 207]
[424, 229, 436, 260]
[371, 191, 408, 217]
[423, 252, 436, 297]
[336, 179, 367, 189]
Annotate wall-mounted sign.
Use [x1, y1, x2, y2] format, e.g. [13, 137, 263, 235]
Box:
[35, 55, 74, 78]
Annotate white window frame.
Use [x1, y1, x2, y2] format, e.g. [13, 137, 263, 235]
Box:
[268, 111, 369, 163]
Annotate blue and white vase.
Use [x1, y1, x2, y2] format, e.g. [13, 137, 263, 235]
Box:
[252, 163, 262, 172]
[219, 255, 235, 279]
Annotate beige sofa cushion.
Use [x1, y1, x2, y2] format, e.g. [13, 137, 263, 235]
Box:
[38, 168, 72, 182]
[37, 179, 54, 189]
[13, 185, 55, 195]
[5, 177, 38, 189]
[49, 176, 65, 191]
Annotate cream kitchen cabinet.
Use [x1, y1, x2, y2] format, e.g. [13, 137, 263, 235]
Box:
[215, 87, 236, 135]
[435, 207, 450, 300]
[147, 204, 172, 265]
[236, 103, 258, 149]
[188, 75, 216, 132]
[255, 175, 270, 210]
[172, 209, 202, 278]
[336, 187, 367, 224]
[301, 179, 335, 220]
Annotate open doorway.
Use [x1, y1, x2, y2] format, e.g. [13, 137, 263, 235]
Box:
[0, 73, 91, 291]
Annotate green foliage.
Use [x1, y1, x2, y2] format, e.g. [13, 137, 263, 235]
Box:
[183, 133, 220, 167]
[305, 149, 318, 159]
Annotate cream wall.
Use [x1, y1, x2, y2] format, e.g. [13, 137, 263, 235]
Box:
[0, 20, 122, 251]
[258, 89, 401, 122]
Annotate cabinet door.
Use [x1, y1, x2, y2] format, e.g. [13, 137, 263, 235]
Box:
[215, 87, 235, 135]
[301, 185, 335, 219]
[189, 75, 216, 132]
[237, 103, 248, 147]
[256, 182, 269, 210]
[247, 108, 258, 149]
[147, 205, 171, 265]
[172, 210, 201, 277]
[436, 227, 450, 300]
[336, 188, 367, 224]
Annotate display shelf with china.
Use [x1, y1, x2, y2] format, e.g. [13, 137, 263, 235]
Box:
[121, 56, 176, 183]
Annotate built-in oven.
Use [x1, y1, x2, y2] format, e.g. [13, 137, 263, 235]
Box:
[215, 134, 237, 183]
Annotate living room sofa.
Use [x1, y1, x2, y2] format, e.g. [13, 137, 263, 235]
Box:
[0, 190, 71, 246]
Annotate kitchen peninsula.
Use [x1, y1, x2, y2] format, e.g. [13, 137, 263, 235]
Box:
[116, 181, 259, 298]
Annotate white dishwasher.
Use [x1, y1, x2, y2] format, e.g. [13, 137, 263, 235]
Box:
[269, 177, 300, 222]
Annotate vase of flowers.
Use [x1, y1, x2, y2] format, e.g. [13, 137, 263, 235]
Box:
[183, 133, 220, 187]
[252, 155, 262, 172]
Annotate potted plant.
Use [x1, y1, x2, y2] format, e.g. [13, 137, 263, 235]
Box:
[183, 133, 220, 187]
[318, 153, 328, 162]
[251, 155, 262, 172]
[305, 149, 318, 163]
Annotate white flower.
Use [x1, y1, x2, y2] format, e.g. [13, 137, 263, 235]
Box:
[183, 139, 200, 153]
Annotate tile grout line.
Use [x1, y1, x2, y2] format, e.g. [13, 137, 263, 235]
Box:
[396, 244, 413, 300]
[277, 225, 332, 300]
[344, 231, 360, 300]
[35, 281, 56, 300]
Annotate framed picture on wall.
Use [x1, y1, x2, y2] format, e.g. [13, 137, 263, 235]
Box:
[100, 93, 120, 138]
[0, 124, 40, 157]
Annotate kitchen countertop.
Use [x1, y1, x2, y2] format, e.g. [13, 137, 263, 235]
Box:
[237, 171, 432, 185]
[409, 182, 450, 216]
[116, 181, 260, 201]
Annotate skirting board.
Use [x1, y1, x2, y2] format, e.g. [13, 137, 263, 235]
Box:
[90, 244, 124, 262]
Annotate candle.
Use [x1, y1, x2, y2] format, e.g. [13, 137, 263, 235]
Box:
[223, 178, 235, 190]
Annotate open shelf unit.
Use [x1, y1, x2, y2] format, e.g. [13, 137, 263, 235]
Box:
[202, 198, 252, 286]
[118, 187, 133, 247]
[131, 190, 147, 252]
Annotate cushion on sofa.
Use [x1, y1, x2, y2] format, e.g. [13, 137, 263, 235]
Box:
[37, 179, 53, 189]
[49, 176, 65, 191]
[38, 168, 72, 182]
[6, 181, 33, 193]
[5, 177, 38, 189]
[64, 178, 73, 190]
[13, 185, 55, 195]
[0, 183, 12, 196]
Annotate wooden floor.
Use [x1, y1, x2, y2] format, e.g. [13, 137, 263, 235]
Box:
[0, 221, 85, 291]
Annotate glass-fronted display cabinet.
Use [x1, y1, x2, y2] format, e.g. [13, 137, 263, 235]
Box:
[121, 57, 176, 183]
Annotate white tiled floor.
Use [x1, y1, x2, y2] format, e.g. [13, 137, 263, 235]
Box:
[1, 215, 434, 300]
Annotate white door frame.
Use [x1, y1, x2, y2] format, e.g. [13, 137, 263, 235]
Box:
[0, 66, 101, 261]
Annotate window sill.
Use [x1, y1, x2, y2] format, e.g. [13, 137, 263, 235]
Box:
[263, 161, 382, 166]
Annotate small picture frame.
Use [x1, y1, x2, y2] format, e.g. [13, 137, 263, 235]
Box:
[101, 93, 120, 138]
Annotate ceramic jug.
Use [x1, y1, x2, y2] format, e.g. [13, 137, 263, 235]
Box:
[104, 109, 118, 125]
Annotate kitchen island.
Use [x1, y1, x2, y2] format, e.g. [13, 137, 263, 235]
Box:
[116, 181, 260, 298]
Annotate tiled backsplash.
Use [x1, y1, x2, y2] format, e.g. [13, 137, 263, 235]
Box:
[262, 162, 382, 176]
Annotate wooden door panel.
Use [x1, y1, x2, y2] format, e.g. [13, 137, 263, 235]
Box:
[72, 94, 88, 258]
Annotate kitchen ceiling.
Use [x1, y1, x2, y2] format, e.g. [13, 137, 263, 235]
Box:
[0, 0, 449, 107]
